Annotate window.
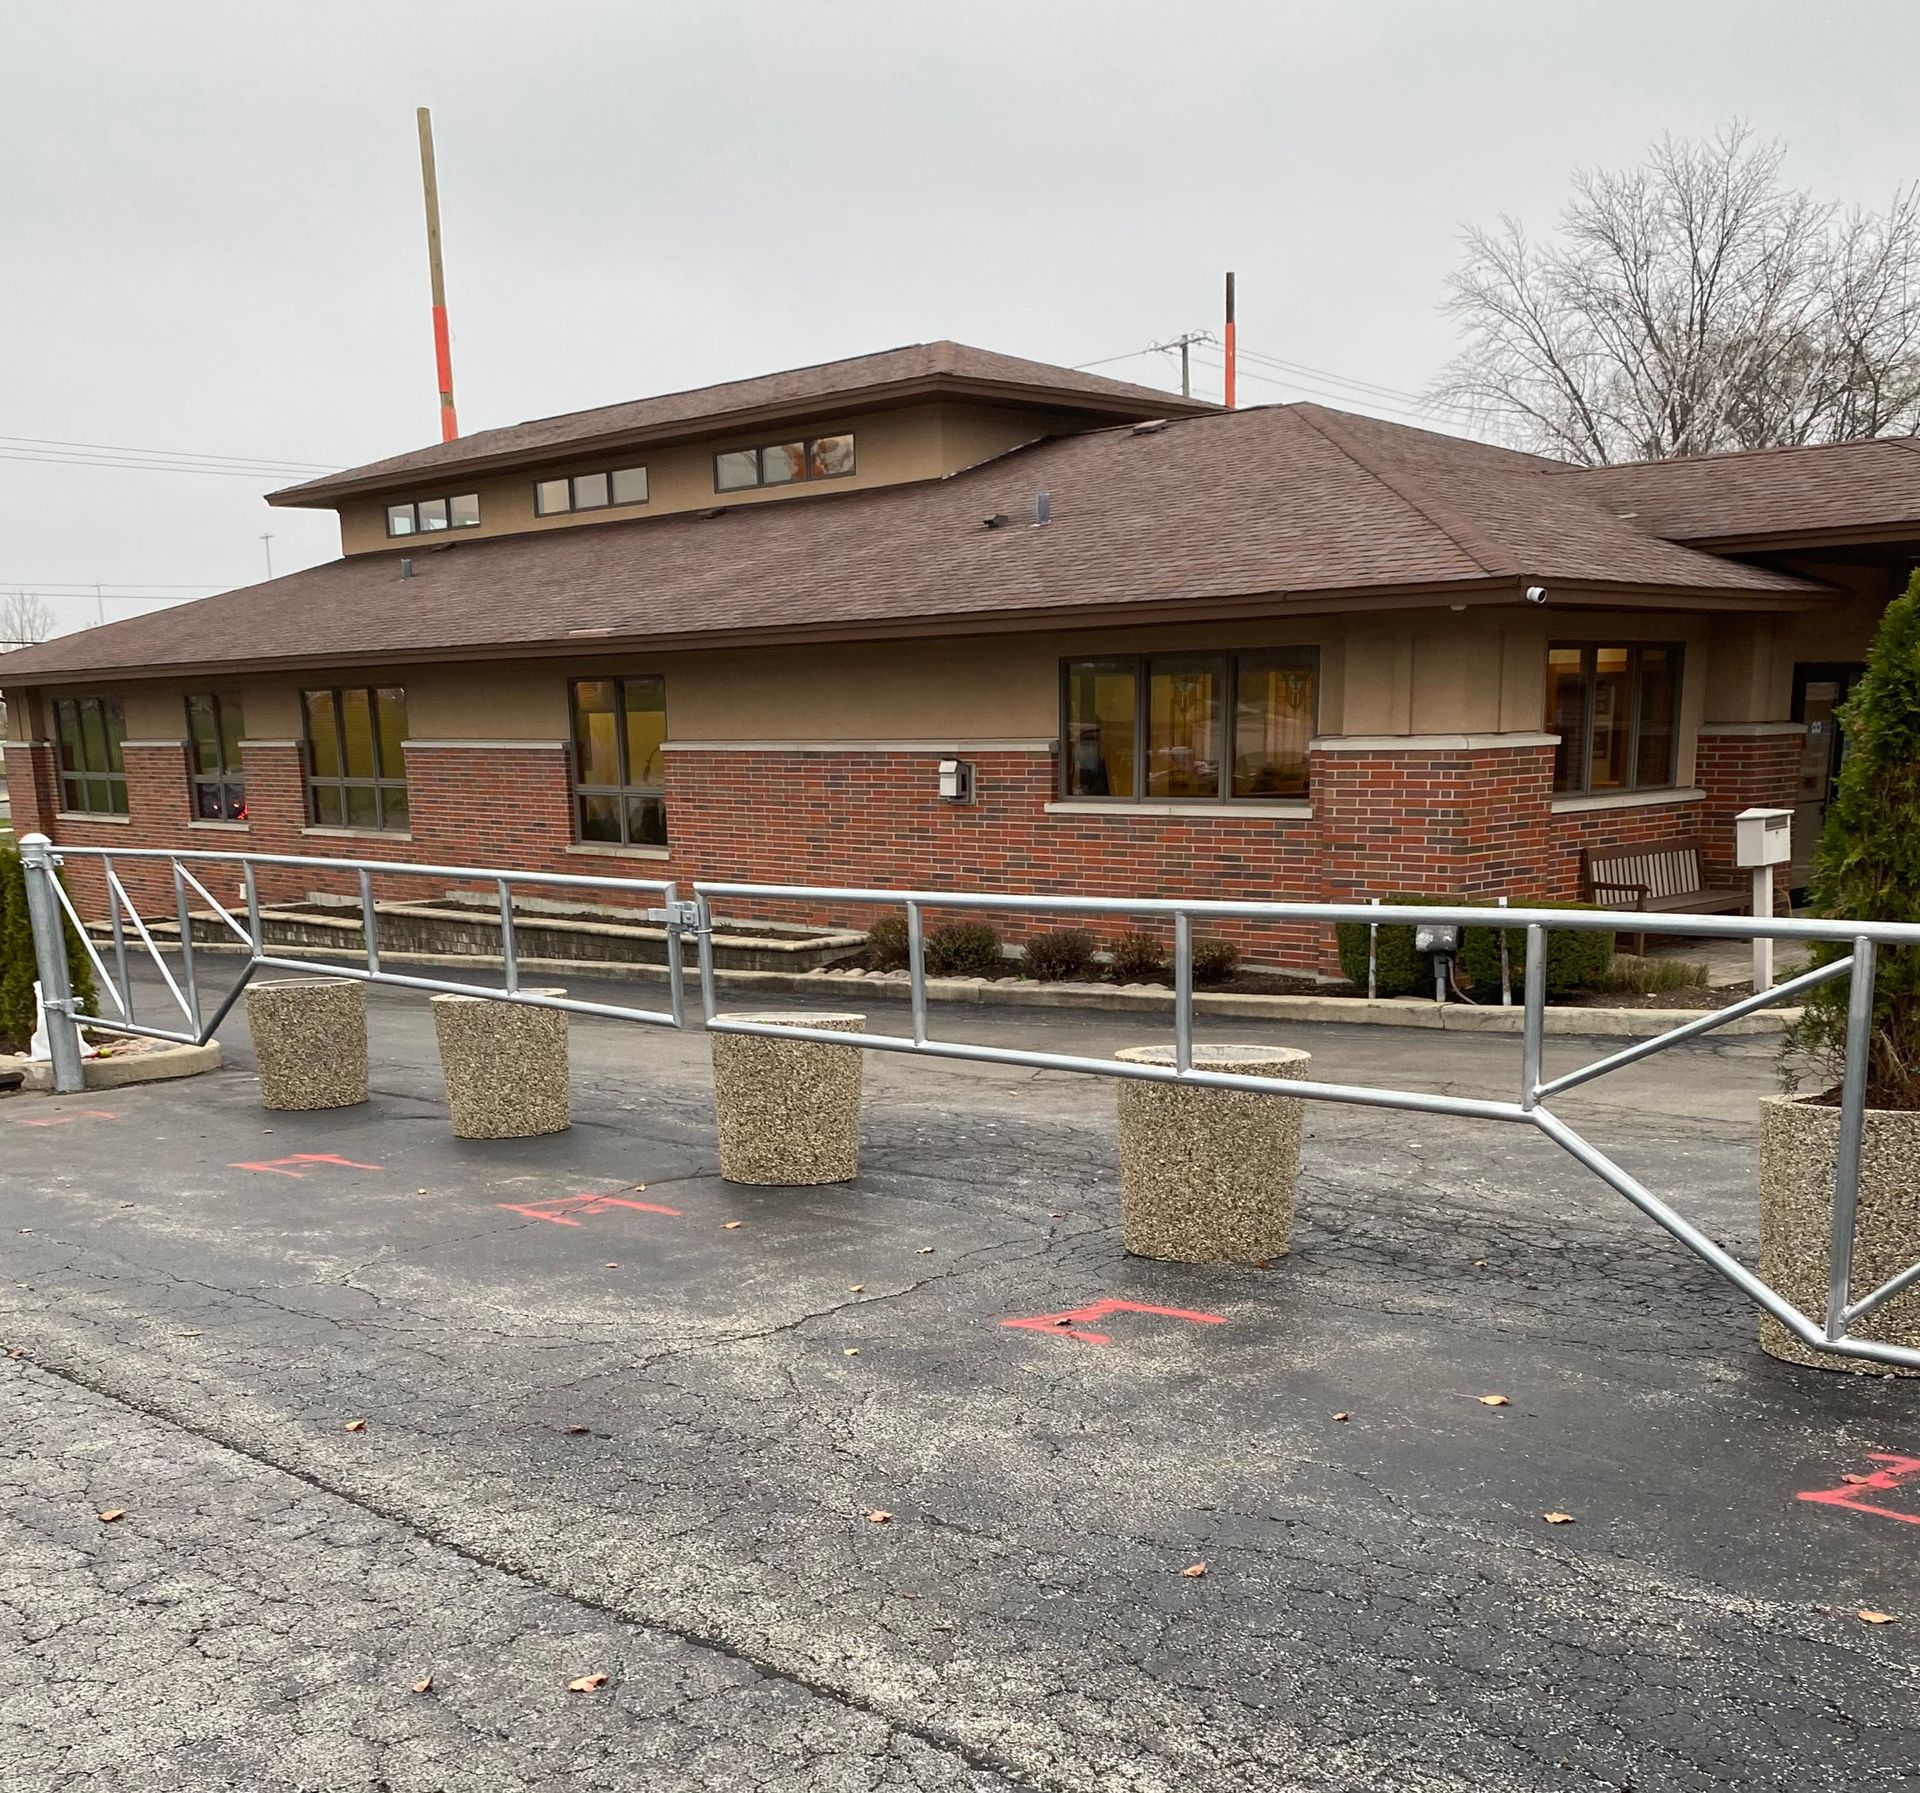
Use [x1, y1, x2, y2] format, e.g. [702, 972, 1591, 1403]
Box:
[185, 693, 246, 821]
[52, 696, 128, 815]
[1547, 643, 1682, 796]
[535, 466, 648, 515]
[1062, 649, 1317, 801]
[385, 493, 481, 536]
[569, 676, 666, 846]
[302, 686, 410, 830]
[712, 433, 855, 493]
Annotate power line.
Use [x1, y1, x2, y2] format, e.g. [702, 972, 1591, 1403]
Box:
[0, 433, 336, 472]
[0, 448, 333, 479]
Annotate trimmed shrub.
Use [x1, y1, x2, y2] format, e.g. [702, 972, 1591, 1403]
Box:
[865, 911, 909, 971]
[0, 846, 97, 1053]
[925, 921, 1004, 979]
[1334, 894, 1431, 997]
[1457, 903, 1615, 1000]
[1108, 928, 1168, 982]
[1023, 927, 1096, 982]
[1190, 936, 1241, 987]
[1787, 573, 1920, 1108]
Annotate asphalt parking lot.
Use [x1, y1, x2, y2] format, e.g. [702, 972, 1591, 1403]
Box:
[2, 972, 1915, 1792]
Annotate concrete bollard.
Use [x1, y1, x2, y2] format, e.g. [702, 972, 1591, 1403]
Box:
[430, 989, 571, 1141]
[1115, 1044, 1312, 1263]
[710, 1011, 865, 1185]
[244, 977, 369, 1111]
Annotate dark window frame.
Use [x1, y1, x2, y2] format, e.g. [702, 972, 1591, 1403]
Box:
[385, 492, 481, 537]
[52, 695, 128, 816]
[301, 686, 411, 832]
[534, 465, 650, 517]
[1057, 648, 1320, 803]
[184, 692, 247, 822]
[568, 675, 668, 848]
[1547, 641, 1684, 797]
[711, 433, 857, 493]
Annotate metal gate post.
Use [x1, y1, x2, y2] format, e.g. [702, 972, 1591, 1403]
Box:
[17, 833, 85, 1094]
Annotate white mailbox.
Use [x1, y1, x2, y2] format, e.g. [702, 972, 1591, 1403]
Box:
[1735, 806, 1793, 869]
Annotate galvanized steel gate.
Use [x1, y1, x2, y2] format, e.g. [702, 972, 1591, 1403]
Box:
[19, 833, 1920, 1373]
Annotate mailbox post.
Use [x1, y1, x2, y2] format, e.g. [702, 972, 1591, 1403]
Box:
[1734, 806, 1793, 991]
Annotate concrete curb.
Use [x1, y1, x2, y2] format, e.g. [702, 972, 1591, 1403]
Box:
[162, 939, 1797, 1039]
[7, 1040, 223, 1093]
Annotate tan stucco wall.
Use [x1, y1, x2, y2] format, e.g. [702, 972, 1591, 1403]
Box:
[331, 401, 1081, 555]
[12, 603, 1776, 788]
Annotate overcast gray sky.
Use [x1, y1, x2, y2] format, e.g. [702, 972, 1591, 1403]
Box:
[6, 0, 1917, 638]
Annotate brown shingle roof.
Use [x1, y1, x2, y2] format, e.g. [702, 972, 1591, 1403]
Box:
[268, 341, 1216, 506]
[1557, 435, 1920, 545]
[1, 403, 1827, 686]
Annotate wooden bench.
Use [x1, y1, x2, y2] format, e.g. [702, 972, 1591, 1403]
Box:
[1578, 842, 1744, 952]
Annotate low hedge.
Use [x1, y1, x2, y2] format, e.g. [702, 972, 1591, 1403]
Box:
[924, 921, 1004, 979]
[1335, 893, 1613, 1001]
[0, 845, 97, 1052]
[1023, 928, 1097, 982]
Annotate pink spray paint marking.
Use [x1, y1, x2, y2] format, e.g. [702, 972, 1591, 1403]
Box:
[1000, 1297, 1227, 1347]
[1797, 1452, 1920, 1526]
[496, 1193, 683, 1227]
[230, 1153, 384, 1180]
[15, 1109, 117, 1128]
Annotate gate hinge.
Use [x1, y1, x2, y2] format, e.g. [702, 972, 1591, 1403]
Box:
[647, 901, 702, 930]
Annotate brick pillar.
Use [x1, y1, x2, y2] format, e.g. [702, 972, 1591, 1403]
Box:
[1695, 722, 1804, 901]
[1311, 733, 1563, 907]
[3, 739, 58, 839]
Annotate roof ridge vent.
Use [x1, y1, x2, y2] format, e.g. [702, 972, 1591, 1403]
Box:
[1131, 419, 1171, 436]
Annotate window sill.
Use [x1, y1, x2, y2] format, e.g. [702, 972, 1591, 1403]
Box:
[1550, 787, 1704, 815]
[565, 841, 671, 860]
[300, 826, 414, 842]
[188, 819, 250, 831]
[1044, 799, 1313, 820]
[55, 811, 131, 825]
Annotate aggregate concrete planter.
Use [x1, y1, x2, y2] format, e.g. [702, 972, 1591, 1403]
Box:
[1115, 1044, 1312, 1264]
[244, 978, 368, 1111]
[1759, 1094, 1920, 1376]
[710, 1011, 865, 1186]
[430, 990, 571, 1141]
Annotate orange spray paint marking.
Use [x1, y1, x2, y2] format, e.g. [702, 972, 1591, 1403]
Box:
[497, 1193, 683, 1227]
[15, 1109, 117, 1128]
[230, 1153, 384, 1180]
[1798, 1453, 1920, 1526]
[1000, 1298, 1227, 1347]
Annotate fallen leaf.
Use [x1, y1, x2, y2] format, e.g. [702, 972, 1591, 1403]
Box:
[866, 1509, 893, 1524]
[411, 1675, 434, 1695]
[1049, 1211, 1065, 1219]
[416, 1188, 427, 1196]
[565, 1425, 590, 1435]
[175, 1330, 201, 1338]
[918, 1246, 935, 1254]
[1478, 1395, 1510, 1407]
[1181, 1562, 1208, 1578]
[1543, 1512, 1576, 1525]
[1857, 1609, 1896, 1625]
[1473, 1259, 1488, 1267]
[844, 1348, 861, 1357]
[97, 1509, 126, 1523]
[344, 1419, 367, 1433]
[566, 1673, 610, 1693]
[632, 1184, 647, 1193]
[723, 1221, 744, 1230]
[849, 1285, 865, 1293]
[1051, 1318, 1074, 1328]
[1332, 1412, 1351, 1422]
[605, 1263, 618, 1270]
[1841, 1473, 1872, 1485]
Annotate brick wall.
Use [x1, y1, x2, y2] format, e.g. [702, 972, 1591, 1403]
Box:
[1695, 726, 1804, 900]
[21, 724, 1802, 981]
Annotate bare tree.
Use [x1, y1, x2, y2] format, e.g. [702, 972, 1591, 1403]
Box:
[1433, 124, 1920, 464]
[0, 592, 55, 650]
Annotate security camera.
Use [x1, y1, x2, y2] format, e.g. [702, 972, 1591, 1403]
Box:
[1524, 585, 1549, 605]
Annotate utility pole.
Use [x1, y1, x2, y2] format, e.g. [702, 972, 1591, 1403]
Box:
[1223, 271, 1237, 410]
[260, 533, 275, 579]
[1151, 331, 1216, 399]
[416, 107, 459, 442]
[93, 583, 104, 627]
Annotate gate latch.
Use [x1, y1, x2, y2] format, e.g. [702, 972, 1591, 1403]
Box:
[647, 901, 702, 930]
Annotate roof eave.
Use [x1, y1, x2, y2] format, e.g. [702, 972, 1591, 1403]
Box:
[267, 373, 1217, 509]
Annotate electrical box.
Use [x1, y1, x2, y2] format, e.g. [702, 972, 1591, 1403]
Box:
[1734, 806, 1793, 869]
[938, 758, 976, 804]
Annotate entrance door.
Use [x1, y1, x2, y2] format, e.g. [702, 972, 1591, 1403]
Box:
[1789, 662, 1867, 886]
